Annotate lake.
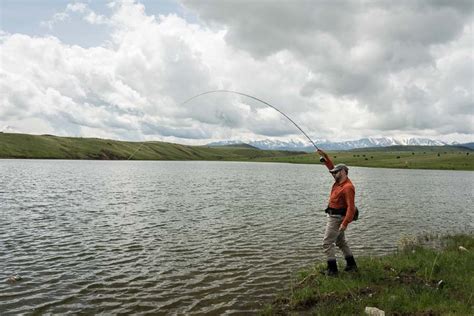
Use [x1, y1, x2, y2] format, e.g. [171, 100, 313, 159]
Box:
[1, 160, 472, 314]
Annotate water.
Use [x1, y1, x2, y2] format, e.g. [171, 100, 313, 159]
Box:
[1, 160, 472, 314]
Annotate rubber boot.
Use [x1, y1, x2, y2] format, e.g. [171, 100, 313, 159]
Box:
[344, 255, 358, 272]
[326, 259, 338, 276]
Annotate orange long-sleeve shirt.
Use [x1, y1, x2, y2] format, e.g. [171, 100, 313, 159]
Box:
[321, 153, 356, 228]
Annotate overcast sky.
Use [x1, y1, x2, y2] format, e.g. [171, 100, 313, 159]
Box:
[1, 0, 473, 144]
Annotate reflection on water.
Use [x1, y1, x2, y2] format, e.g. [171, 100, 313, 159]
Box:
[1, 160, 472, 314]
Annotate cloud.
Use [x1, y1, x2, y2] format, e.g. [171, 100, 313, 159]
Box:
[40, 2, 111, 29]
[1, 0, 473, 144]
[182, 0, 474, 136]
[40, 12, 70, 30]
[66, 3, 87, 13]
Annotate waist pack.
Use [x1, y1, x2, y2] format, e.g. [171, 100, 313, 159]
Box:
[325, 206, 359, 221]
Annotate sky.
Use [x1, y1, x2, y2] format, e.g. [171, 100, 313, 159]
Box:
[1, 0, 473, 145]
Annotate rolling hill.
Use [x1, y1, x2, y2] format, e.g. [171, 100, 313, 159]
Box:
[1, 133, 472, 170]
[0, 133, 304, 161]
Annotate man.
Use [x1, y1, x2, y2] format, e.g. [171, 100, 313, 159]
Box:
[317, 149, 358, 276]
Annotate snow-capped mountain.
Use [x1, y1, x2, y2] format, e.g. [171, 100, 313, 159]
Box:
[319, 137, 447, 150]
[207, 139, 318, 151]
[244, 139, 328, 151]
[207, 137, 449, 152]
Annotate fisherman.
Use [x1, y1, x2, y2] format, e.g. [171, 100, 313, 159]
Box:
[317, 149, 358, 276]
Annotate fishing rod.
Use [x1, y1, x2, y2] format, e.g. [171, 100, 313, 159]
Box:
[180, 90, 320, 150]
[127, 90, 324, 160]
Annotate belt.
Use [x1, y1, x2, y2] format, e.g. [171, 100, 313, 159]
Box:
[325, 207, 347, 216]
[325, 206, 359, 221]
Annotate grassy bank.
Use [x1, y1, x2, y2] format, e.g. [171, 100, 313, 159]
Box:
[1, 133, 472, 170]
[262, 234, 474, 315]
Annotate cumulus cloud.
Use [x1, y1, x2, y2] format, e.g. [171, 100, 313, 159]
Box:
[1, 0, 473, 144]
[182, 0, 474, 139]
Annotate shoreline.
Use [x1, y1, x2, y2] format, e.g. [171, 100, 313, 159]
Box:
[262, 233, 474, 315]
[1, 157, 473, 172]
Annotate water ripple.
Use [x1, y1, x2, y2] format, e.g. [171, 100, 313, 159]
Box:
[1, 160, 472, 314]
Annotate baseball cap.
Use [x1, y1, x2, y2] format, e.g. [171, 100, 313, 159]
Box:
[329, 163, 348, 173]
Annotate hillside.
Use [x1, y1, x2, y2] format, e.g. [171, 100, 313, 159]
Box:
[206, 143, 260, 150]
[0, 133, 303, 161]
[1, 133, 472, 170]
[459, 142, 474, 150]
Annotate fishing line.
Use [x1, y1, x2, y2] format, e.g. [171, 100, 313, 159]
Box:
[127, 142, 147, 160]
[126, 89, 320, 160]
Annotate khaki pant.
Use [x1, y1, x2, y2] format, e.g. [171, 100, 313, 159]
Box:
[322, 215, 353, 260]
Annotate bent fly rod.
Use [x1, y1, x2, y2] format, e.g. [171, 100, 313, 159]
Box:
[127, 90, 321, 160]
[180, 90, 320, 150]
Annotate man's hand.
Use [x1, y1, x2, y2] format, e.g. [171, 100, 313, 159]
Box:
[339, 224, 346, 231]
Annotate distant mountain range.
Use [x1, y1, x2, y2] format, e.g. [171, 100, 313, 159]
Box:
[207, 137, 473, 152]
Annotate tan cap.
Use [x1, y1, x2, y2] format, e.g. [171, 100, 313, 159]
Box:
[329, 163, 348, 173]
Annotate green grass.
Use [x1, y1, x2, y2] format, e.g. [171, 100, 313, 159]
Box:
[1, 133, 473, 170]
[0, 132, 303, 161]
[261, 234, 474, 315]
[253, 147, 474, 170]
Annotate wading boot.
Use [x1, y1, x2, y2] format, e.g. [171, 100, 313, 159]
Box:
[325, 259, 338, 276]
[344, 255, 358, 272]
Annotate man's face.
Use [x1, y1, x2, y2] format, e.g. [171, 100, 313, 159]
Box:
[331, 169, 345, 182]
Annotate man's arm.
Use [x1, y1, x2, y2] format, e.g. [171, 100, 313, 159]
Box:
[317, 149, 334, 171]
[340, 186, 356, 230]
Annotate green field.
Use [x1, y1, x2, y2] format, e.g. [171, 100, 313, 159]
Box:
[253, 147, 474, 170]
[262, 234, 474, 315]
[0, 133, 472, 170]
